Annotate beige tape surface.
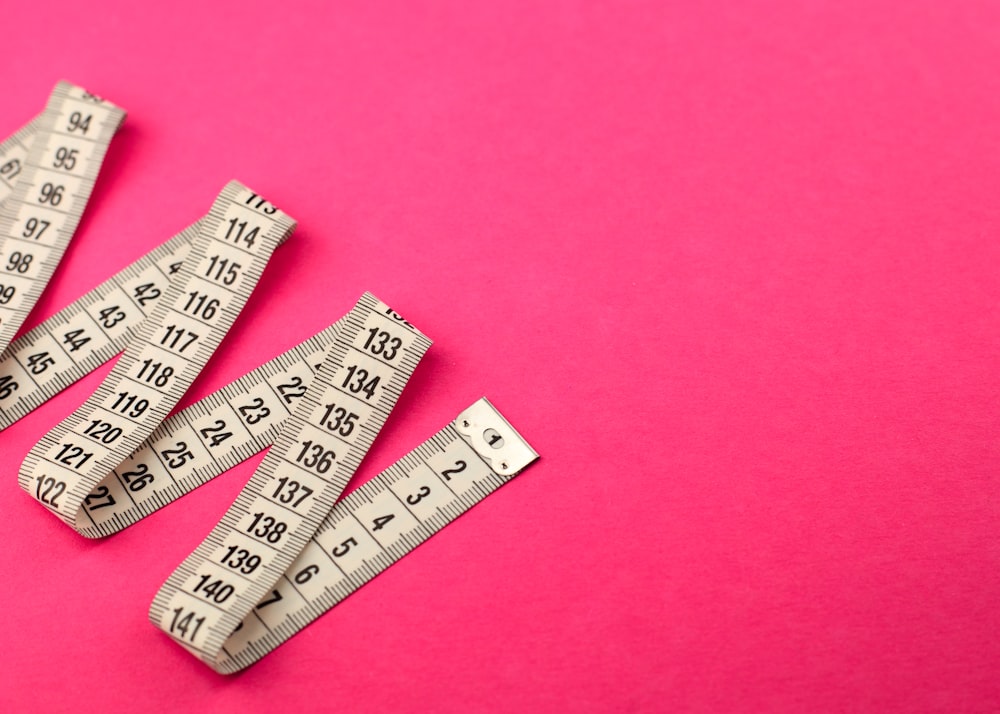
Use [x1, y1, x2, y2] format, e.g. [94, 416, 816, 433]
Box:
[0, 82, 125, 354]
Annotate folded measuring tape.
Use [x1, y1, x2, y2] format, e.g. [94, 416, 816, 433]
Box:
[2, 106, 539, 671]
[0, 81, 125, 355]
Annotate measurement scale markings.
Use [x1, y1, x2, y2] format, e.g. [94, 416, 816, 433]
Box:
[0, 83, 125, 353]
[5, 91, 539, 674]
[19, 182, 295, 526]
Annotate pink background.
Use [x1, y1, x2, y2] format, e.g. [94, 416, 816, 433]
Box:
[1, 1, 999, 711]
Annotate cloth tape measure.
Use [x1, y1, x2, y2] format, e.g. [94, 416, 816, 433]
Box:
[0, 83, 539, 673]
[0, 81, 125, 354]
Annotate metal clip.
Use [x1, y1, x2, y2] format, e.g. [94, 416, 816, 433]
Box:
[455, 397, 539, 476]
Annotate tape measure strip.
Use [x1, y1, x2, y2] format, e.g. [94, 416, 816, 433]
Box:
[2, 247, 418, 545]
[188, 397, 537, 674]
[11, 283, 536, 677]
[19, 181, 295, 527]
[0, 222, 196, 427]
[0, 82, 126, 354]
[151, 292, 432, 668]
[0, 116, 41, 205]
[0, 90, 540, 680]
[3, 102, 538, 675]
[73, 296, 426, 539]
[73, 316, 341, 536]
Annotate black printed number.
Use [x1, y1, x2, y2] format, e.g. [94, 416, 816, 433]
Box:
[277, 376, 305, 403]
[331, 537, 357, 557]
[35, 476, 66, 507]
[83, 419, 123, 444]
[440, 460, 467, 481]
[132, 282, 161, 306]
[0, 159, 21, 181]
[245, 192, 278, 215]
[160, 324, 198, 353]
[256, 590, 283, 609]
[110, 391, 149, 418]
[0, 375, 17, 399]
[294, 564, 319, 584]
[341, 364, 380, 400]
[161, 442, 194, 469]
[37, 182, 64, 206]
[363, 327, 402, 361]
[55, 443, 92, 469]
[183, 291, 220, 320]
[97, 305, 126, 328]
[62, 329, 90, 352]
[406, 485, 431, 505]
[67, 111, 92, 134]
[295, 440, 335, 474]
[120, 464, 154, 492]
[169, 608, 205, 643]
[246, 512, 287, 543]
[238, 397, 271, 425]
[197, 420, 232, 447]
[53, 147, 78, 170]
[26, 352, 55, 375]
[272, 476, 313, 508]
[22, 218, 49, 240]
[225, 218, 260, 247]
[221, 546, 261, 574]
[193, 575, 235, 604]
[135, 358, 173, 387]
[319, 403, 359, 437]
[84, 485, 116, 511]
[205, 255, 240, 285]
[5, 251, 32, 273]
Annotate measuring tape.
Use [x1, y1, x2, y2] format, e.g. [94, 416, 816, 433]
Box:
[19, 180, 295, 525]
[0, 82, 125, 354]
[157, 396, 538, 673]
[9, 252, 537, 671]
[151, 291, 435, 670]
[0, 221, 196, 425]
[5, 96, 539, 674]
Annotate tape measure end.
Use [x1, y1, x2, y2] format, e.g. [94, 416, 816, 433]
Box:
[456, 397, 538, 476]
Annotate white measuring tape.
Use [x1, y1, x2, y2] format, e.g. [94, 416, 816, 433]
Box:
[161, 396, 538, 673]
[0, 221, 196, 424]
[3, 153, 539, 671]
[0, 81, 125, 354]
[19, 180, 296, 525]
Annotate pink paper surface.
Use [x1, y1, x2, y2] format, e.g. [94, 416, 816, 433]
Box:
[1, 1, 999, 711]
